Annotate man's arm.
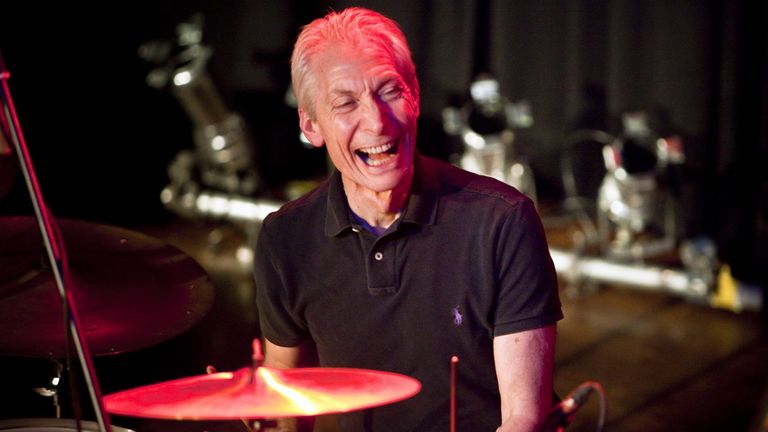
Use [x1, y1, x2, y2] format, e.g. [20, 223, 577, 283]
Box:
[263, 338, 302, 368]
[262, 338, 315, 432]
[493, 325, 557, 432]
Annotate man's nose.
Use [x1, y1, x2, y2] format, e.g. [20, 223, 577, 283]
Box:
[361, 97, 389, 134]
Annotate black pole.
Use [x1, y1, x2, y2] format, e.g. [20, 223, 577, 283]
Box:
[472, 0, 492, 78]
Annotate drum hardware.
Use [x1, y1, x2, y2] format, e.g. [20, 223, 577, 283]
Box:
[555, 162, 762, 309]
[158, 185, 281, 271]
[141, 13, 261, 197]
[141, 14, 262, 202]
[443, 74, 537, 203]
[559, 113, 684, 263]
[1, 51, 111, 432]
[32, 361, 64, 418]
[160, 184, 281, 224]
[0, 418, 135, 432]
[548, 117, 764, 311]
[596, 111, 682, 261]
[550, 245, 763, 312]
[141, 14, 272, 268]
[1, 53, 218, 431]
[551, 246, 707, 299]
[559, 129, 614, 248]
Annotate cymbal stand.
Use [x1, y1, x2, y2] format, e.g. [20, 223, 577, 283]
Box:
[34, 360, 64, 418]
[0, 52, 111, 432]
[245, 339, 276, 432]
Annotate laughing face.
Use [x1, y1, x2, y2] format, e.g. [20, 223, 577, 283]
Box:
[298, 42, 419, 197]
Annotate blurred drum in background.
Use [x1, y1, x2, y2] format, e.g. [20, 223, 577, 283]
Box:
[0, 419, 134, 432]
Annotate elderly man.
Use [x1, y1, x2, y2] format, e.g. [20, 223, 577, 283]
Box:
[255, 7, 562, 432]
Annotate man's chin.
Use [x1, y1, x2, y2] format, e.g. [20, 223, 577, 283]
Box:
[371, 167, 414, 192]
[342, 169, 410, 194]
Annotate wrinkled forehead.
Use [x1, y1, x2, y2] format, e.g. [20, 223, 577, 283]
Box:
[314, 38, 410, 84]
[323, 44, 402, 78]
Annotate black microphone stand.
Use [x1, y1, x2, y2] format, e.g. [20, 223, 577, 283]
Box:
[0, 50, 111, 432]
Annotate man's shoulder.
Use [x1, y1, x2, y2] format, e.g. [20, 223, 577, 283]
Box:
[422, 155, 530, 207]
[262, 180, 330, 228]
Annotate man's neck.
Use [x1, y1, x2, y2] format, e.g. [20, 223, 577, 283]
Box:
[342, 174, 413, 232]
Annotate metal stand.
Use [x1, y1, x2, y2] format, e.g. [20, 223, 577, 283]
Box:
[0, 51, 111, 432]
[33, 360, 64, 418]
[442, 75, 537, 203]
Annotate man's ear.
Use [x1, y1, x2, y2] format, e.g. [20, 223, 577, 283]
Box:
[298, 108, 324, 148]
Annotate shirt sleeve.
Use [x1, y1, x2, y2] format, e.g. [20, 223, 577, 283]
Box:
[254, 221, 310, 347]
[493, 199, 563, 336]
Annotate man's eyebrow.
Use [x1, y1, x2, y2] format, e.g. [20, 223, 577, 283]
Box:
[377, 73, 402, 85]
[377, 78, 401, 89]
[329, 88, 356, 96]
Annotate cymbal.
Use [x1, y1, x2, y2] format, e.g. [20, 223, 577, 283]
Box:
[104, 366, 421, 419]
[0, 216, 215, 358]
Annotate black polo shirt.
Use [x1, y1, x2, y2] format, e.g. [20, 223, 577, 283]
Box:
[255, 153, 562, 432]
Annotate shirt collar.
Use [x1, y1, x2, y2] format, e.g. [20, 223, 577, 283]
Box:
[324, 152, 439, 237]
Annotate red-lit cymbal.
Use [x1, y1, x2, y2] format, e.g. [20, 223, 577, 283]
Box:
[0, 216, 215, 358]
[104, 366, 421, 419]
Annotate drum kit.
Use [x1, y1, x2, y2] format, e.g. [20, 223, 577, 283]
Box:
[0, 216, 421, 431]
[0, 53, 421, 432]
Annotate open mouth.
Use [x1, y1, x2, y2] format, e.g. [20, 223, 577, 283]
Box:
[355, 141, 399, 167]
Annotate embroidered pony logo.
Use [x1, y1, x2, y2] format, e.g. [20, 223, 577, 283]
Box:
[452, 305, 463, 326]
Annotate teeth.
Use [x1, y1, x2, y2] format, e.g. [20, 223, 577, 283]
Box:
[356, 141, 398, 167]
[366, 154, 395, 166]
[357, 142, 393, 154]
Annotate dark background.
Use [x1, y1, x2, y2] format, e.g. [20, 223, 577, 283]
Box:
[2, 0, 767, 281]
[0, 0, 767, 426]
[2, 0, 765, 284]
